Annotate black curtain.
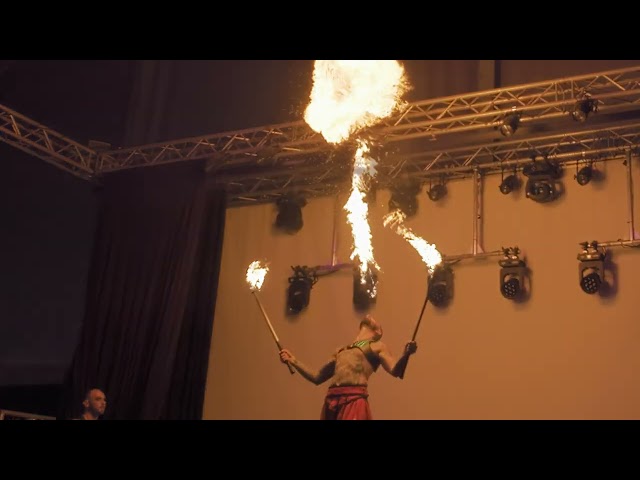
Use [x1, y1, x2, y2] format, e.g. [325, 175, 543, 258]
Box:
[59, 161, 226, 420]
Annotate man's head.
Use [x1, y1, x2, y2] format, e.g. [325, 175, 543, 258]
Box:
[360, 314, 383, 341]
[82, 388, 107, 418]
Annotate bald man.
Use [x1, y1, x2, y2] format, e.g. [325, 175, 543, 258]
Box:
[74, 388, 107, 420]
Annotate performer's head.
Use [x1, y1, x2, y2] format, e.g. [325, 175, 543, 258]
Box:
[360, 314, 383, 341]
[83, 388, 107, 418]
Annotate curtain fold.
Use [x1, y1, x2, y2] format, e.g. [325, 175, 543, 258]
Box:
[60, 161, 226, 420]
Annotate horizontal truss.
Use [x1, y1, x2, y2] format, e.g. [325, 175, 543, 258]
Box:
[218, 121, 640, 206]
[2, 65, 640, 206]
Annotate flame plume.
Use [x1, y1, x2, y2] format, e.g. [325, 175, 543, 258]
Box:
[246, 260, 269, 291]
[305, 60, 409, 296]
[383, 210, 442, 275]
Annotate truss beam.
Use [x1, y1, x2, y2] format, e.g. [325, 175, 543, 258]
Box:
[2, 65, 640, 207]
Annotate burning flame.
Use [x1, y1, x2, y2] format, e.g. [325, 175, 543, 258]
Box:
[344, 139, 379, 292]
[304, 60, 410, 145]
[246, 260, 269, 291]
[383, 210, 442, 276]
[305, 60, 410, 297]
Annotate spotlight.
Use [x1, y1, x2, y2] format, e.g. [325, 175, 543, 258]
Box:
[499, 173, 519, 195]
[525, 179, 555, 203]
[575, 165, 593, 186]
[499, 247, 527, 300]
[287, 266, 318, 315]
[275, 194, 307, 234]
[428, 264, 453, 308]
[389, 177, 421, 217]
[353, 268, 378, 311]
[499, 112, 521, 137]
[577, 241, 605, 295]
[571, 98, 597, 122]
[522, 159, 562, 204]
[427, 183, 447, 202]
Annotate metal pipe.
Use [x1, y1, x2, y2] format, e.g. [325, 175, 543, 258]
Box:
[627, 150, 636, 241]
[593, 240, 640, 248]
[472, 169, 477, 255]
[443, 249, 504, 262]
[313, 262, 353, 276]
[472, 168, 484, 255]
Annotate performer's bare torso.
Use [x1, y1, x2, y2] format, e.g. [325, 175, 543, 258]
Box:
[278, 315, 416, 389]
[331, 344, 377, 386]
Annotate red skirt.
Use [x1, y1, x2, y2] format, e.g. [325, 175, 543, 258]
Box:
[320, 385, 372, 420]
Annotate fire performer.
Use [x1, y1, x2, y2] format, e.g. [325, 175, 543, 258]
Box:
[279, 314, 417, 420]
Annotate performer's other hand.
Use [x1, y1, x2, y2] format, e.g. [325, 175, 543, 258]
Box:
[279, 349, 294, 364]
[405, 341, 418, 355]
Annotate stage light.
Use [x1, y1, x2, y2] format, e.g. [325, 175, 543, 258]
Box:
[525, 179, 555, 202]
[499, 247, 527, 300]
[499, 167, 519, 195]
[499, 112, 521, 137]
[275, 194, 307, 234]
[388, 177, 421, 217]
[523, 159, 563, 204]
[499, 175, 517, 195]
[575, 165, 593, 186]
[427, 183, 447, 202]
[577, 242, 605, 295]
[287, 266, 318, 315]
[428, 264, 453, 308]
[353, 268, 378, 311]
[571, 98, 597, 122]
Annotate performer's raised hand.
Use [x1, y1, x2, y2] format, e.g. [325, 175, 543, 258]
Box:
[279, 349, 295, 364]
[405, 341, 418, 355]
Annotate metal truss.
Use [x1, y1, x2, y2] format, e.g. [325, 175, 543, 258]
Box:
[94, 65, 640, 174]
[3, 65, 640, 206]
[376, 65, 640, 142]
[0, 103, 99, 179]
[220, 121, 640, 206]
[96, 121, 322, 175]
[382, 120, 640, 180]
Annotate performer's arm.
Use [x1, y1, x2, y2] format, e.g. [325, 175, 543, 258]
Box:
[377, 342, 417, 378]
[280, 349, 336, 385]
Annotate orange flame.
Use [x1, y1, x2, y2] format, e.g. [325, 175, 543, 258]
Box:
[304, 60, 410, 144]
[383, 210, 442, 275]
[246, 260, 269, 291]
[305, 61, 410, 297]
[344, 139, 379, 292]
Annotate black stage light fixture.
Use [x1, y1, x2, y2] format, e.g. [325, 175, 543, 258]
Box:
[287, 266, 318, 315]
[389, 177, 421, 217]
[427, 182, 447, 202]
[575, 164, 593, 186]
[571, 97, 597, 122]
[499, 175, 518, 195]
[577, 241, 605, 295]
[499, 167, 520, 195]
[499, 112, 521, 137]
[499, 247, 527, 300]
[428, 264, 454, 308]
[523, 159, 563, 204]
[275, 193, 307, 234]
[525, 179, 555, 203]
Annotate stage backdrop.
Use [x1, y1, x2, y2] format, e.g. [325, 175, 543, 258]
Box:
[203, 154, 640, 420]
